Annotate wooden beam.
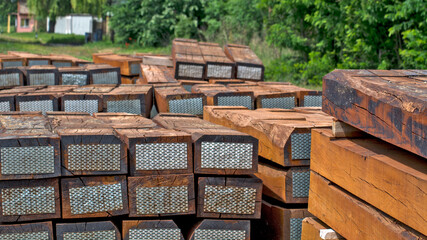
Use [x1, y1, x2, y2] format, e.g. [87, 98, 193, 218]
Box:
[56, 221, 120, 240]
[308, 171, 425, 239]
[301, 217, 344, 240]
[123, 220, 184, 240]
[311, 129, 427, 235]
[224, 44, 264, 81]
[332, 119, 365, 138]
[154, 85, 206, 116]
[172, 39, 206, 80]
[188, 219, 250, 240]
[0, 222, 54, 239]
[192, 83, 255, 109]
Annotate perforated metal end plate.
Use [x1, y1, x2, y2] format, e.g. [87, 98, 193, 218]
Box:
[292, 171, 310, 198]
[67, 144, 121, 171]
[291, 133, 311, 160]
[107, 100, 141, 114]
[135, 143, 187, 170]
[63, 230, 116, 240]
[0, 73, 20, 86]
[28, 60, 49, 67]
[1, 186, 56, 216]
[136, 185, 188, 215]
[261, 97, 295, 109]
[194, 229, 246, 240]
[217, 96, 253, 109]
[201, 142, 253, 169]
[64, 100, 99, 115]
[207, 65, 233, 78]
[304, 95, 322, 107]
[92, 72, 118, 84]
[290, 218, 303, 240]
[203, 185, 256, 214]
[62, 74, 87, 86]
[0, 101, 11, 112]
[19, 100, 54, 113]
[237, 66, 262, 80]
[129, 229, 181, 240]
[169, 98, 203, 115]
[1, 146, 55, 175]
[178, 65, 204, 79]
[0, 231, 50, 240]
[30, 73, 55, 85]
[2, 61, 23, 68]
[52, 62, 72, 68]
[69, 183, 123, 215]
[130, 63, 141, 75]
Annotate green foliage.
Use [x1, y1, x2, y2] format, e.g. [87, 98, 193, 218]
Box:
[0, 0, 17, 27]
[27, 0, 72, 19]
[71, 0, 107, 17]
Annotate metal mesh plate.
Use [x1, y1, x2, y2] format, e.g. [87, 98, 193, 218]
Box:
[30, 73, 55, 85]
[201, 142, 253, 169]
[217, 96, 253, 109]
[237, 66, 262, 80]
[1, 146, 55, 175]
[207, 65, 233, 78]
[129, 229, 181, 240]
[0, 101, 11, 112]
[19, 100, 54, 113]
[1, 186, 56, 215]
[2, 61, 23, 68]
[291, 133, 311, 160]
[292, 171, 310, 198]
[290, 218, 303, 240]
[130, 63, 141, 75]
[136, 185, 188, 215]
[52, 62, 72, 68]
[107, 100, 141, 114]
[63, 230, 116, 240]
[194, 229, 246, 240]
[304, 95, 322, 107]
[178, 65, 204, 79]
[203, 185, 256, 214]
[92, 72, 118, 84]
[28, 60, 49, 67]
[69, 183, 123, 215]
[0, 73, 20, 86]
[169, 98, 203, 115]
[64, 100, 99, 115]
[67, 144, 121, 171]
[0, 231, 50, 240]
[135, 143, 187, 170]
[62, 74, 88, 86]
[261, 97, 295, 109]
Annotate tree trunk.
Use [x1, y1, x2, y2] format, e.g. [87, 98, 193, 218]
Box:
[48, 19, 55, 33]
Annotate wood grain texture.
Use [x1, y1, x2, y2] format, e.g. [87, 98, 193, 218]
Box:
[154, 85, 207, 116]
[0, 221, 53, 240]
[192, 83, 255, 109]
[301, 217, 344, 240]
[172, 39, 206, 80]
[199, 42, 235, 79]
[56, 221, 121, 240]
[322, 69, 427, 158]
[309, 171, 425, 240]
[140, 64, 177, 84]
[311, 128, 427, 235]
[93, 54, 142, 76]
[122, 220, 184, 240]
[224, 44, 264, 81]
[188, 219, 250, 240]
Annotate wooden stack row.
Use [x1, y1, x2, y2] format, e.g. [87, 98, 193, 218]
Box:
[0, 52, 91, 68]
[302, 69, 426, 239]
[203, 106, 334, 239]
[0, 64, 121, 87]
[0, 112, 261, 239]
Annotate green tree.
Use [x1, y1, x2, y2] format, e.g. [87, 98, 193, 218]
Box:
[0, 0, 17, 31]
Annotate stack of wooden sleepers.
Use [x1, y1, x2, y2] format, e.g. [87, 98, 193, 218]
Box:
[302, 69, 426, 239]
[2, 52, 91, 67]
[203, 106, 334, 239]
[0, 110, 262, 239]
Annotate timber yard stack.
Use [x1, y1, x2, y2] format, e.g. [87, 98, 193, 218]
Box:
[300, 69, 426, 240]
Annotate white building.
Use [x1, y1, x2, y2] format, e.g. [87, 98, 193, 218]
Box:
[47, 14, 102, 35]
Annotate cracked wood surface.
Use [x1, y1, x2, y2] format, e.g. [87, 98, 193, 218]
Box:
[311, 129, 427, 235]
[187, 219, 250, 240]
[56, 221, 120, 240]
[322, 69, 427, 158]
[309, 171, 425, 239]
[123, 220, 184, 240]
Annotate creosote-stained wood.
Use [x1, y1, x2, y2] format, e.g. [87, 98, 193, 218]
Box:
[154, 85, 206, 116]
[116, 128, 193, 175]
[56, 221, 121, 240]
[0, 68, 24, 87]
[140, 64, 178, 84]
[192, 83, 255, 109]
[178, 79, 207, 92]
[15, 92, 61, 113]
[122, 220, 184, 240]
[0, 178, 61, 222]
[172, 39, 206, 80]
[301, 217, 344, 240]
[309, 171, 425, 240]
[311, 129, 427, 235]
[0, 54, 24, 69]
[0, 221, 54, 239]
[58, 66, 90, 86]
[61, 175, 129, 219]
[203, 106, 333, 166]
[93, 112, 157, 129]
[224, 44, 264, 81]
[128, 174, 195, 217]
[322, 69, 427, 158]
[154, 113, 258, 175]
[197, 176, 262, 219]
[8, 51, 51, 66]
[93, 53, 142, 76]
[255, 162, 309, 204]
[188, 219, 250, 240]
[256, 201, 311, 240]
[19, 65, 60, 86]
[262, 82, 322, 107]
[49, 54, 91, 66]
[208, 79, 247, 85]
[84, 64, 121, 85]
[199, 42, 235, 79]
